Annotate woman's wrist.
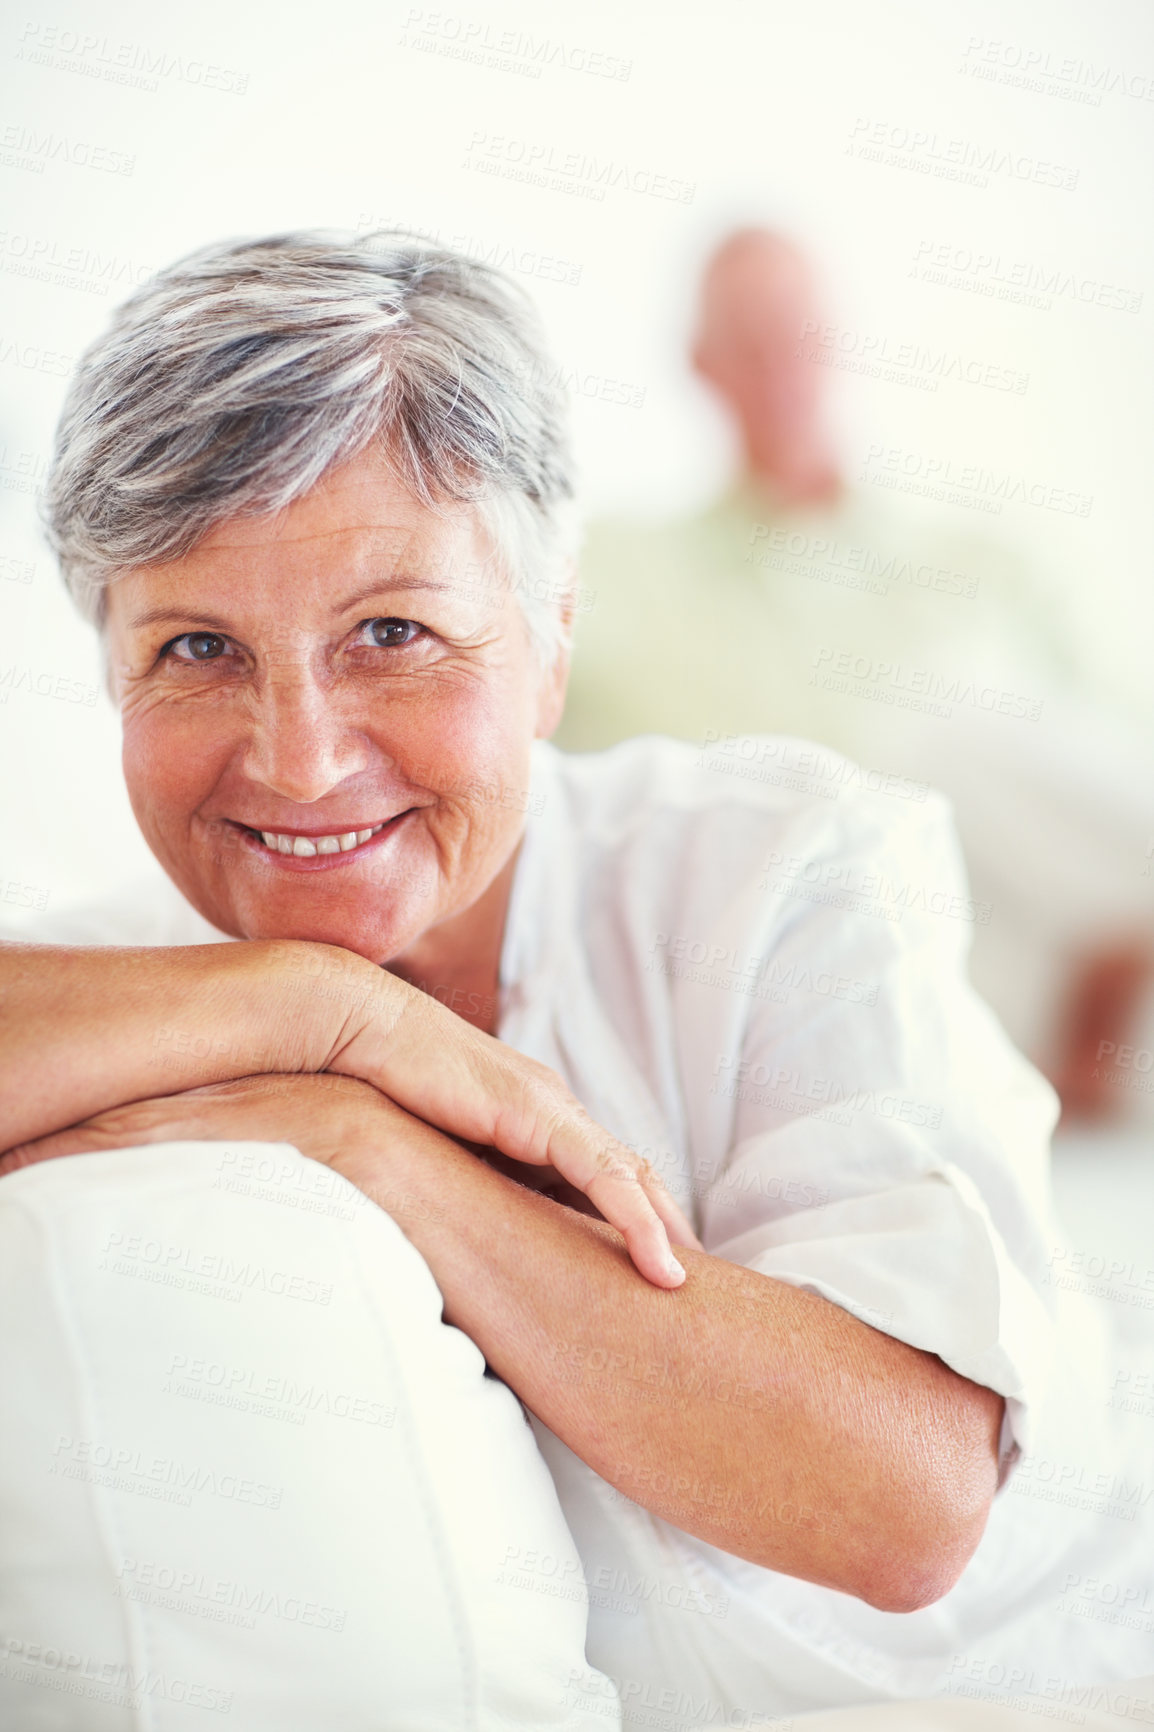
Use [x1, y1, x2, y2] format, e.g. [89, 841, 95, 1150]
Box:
[254, 939, 402, 1075]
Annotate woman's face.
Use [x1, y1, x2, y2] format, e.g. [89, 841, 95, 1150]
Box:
[104, 450, 569, 966]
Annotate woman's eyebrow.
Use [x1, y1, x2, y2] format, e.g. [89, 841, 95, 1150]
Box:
[333, 577, 456, 614]
[128, 580, 458, 634]
[128, 606, 233, 632]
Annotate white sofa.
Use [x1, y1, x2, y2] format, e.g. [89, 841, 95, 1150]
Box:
[0, 1142, 619, 1730]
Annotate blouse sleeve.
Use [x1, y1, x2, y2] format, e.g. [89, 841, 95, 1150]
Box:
[696, 787, 1062, 1478]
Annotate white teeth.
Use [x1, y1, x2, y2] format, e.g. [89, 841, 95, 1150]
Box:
[256, 823, 386, 856]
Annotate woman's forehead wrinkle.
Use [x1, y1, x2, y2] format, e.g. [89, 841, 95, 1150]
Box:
[190, 519, 424, 565]
[192, 516, 486, 597]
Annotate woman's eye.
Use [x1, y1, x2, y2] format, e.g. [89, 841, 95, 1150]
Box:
[363, 617, 422, 648]
[167, 632, 230, 662]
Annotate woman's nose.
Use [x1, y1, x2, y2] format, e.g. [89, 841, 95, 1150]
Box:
[240, 665, 371, 804]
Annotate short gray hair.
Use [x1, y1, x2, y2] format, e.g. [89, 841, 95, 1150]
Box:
[44, 229, 579, 660]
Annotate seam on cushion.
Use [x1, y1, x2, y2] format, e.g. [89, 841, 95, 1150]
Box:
[344, 1206, 479, 1732]
[20, 1182, 154, 1732]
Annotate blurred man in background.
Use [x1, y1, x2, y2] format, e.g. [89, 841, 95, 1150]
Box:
[558, 228, 1154, 1117]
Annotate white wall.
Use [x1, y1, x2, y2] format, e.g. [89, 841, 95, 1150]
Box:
[1, 0, 1151, 915]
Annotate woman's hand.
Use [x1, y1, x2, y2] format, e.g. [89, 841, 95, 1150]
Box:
[0, 1063, 699, 1288]
[326, 975, 701, 1286]
[0, 936, 700, 1287]
[0, 1072, 389, 1178]
[0, 1072, 472, 1239]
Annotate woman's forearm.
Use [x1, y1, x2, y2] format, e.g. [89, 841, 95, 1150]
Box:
[0, 938, 379, 1150]
[0, 1065, 1002, 1608]
[334, 1118, 1004, 1614]
[0, 943, 695, 1286]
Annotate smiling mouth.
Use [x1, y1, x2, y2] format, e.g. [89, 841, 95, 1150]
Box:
[237, 814, 413, 860]
[251, 823, 385, 857]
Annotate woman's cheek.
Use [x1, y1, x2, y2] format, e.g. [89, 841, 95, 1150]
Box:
[388, 674, 529, 803]
[120, 698, 227, 832]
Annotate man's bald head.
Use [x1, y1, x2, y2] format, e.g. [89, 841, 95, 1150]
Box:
[696, 230, 815, 350]
[692, 228, 838, 502]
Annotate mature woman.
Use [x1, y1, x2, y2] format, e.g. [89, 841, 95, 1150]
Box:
[0, 232, 1139, 1729]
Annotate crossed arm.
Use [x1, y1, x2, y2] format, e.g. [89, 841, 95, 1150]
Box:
[0, 937, 1003, 1612]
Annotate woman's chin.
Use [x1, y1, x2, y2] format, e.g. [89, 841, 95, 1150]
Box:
[172, 850, 436, 964]
[181, 879, 415, 966]
[240, 907, 407, 965]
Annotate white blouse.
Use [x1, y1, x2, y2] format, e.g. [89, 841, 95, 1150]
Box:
[502, 740, 1152, 1720]
[9, 734, 1151, 1723]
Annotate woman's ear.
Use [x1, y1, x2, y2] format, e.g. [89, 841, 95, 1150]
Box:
[534, 573, 577, 740]
[102, 637, 119, 707]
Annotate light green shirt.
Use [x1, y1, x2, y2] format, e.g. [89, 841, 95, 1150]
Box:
[558, 481, 1080, 765]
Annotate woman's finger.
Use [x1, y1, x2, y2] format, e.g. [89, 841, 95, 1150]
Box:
[635, 1165, 703, 1253]
[517, 1094, 699, 1287]
[577, 1148, 690, 1289]
[331, 983, 701, 1285]
[560, 1133, 702, 1254]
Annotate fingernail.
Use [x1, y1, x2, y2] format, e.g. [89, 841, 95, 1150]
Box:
[664, 1253, 686, 1285]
